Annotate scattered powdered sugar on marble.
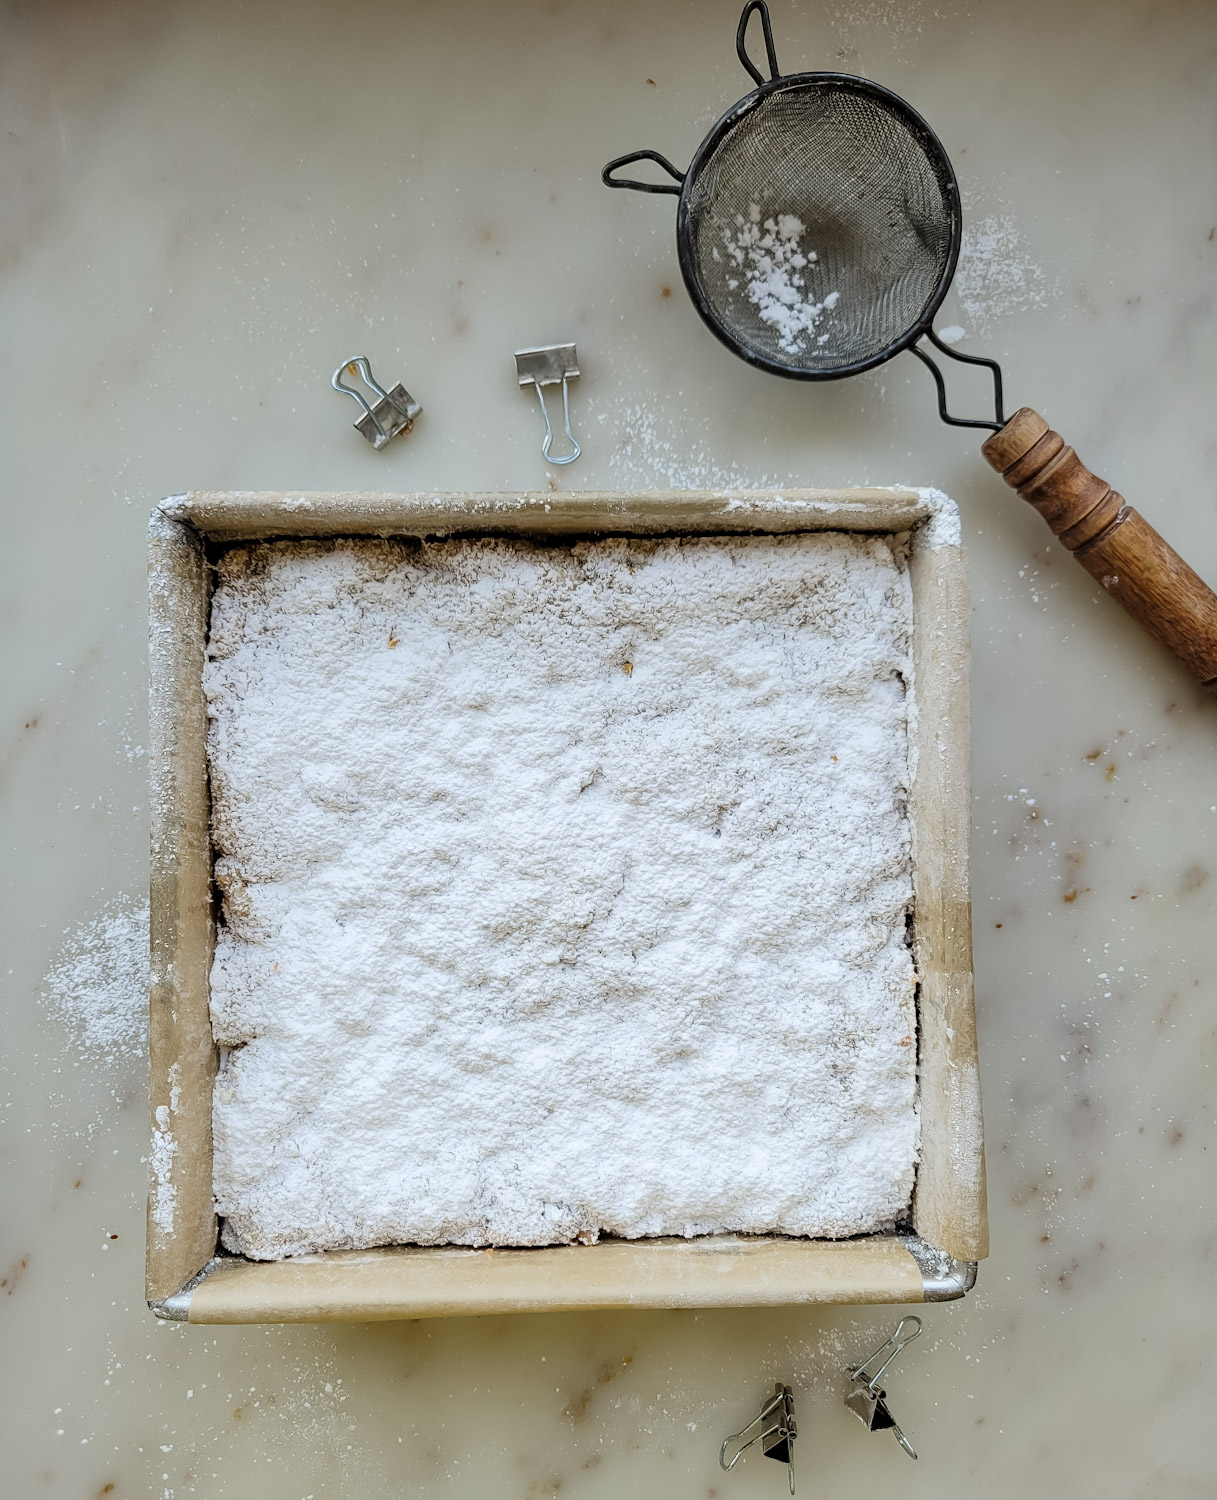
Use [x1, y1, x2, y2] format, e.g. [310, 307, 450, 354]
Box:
[603, 403, 788, 492]
[829, 0, 933, 46]
[41, 898, 149, 1064]
[721, 203, 840, 354]
[955, 212, 1048, 331]
[204, 534, 918, 1259]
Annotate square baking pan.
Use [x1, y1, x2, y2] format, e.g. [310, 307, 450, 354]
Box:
[147, 488, 986, 1323]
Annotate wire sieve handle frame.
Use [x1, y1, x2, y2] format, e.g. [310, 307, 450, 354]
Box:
[602, 149, 686, 196]
[910, 329, 1005, 432]
[737, 0, 781, 86]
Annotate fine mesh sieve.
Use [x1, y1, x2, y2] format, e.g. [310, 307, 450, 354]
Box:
[603, 0, 1001, 426]
[683, 79, 957, 378]
[601, 0, 1217, 689]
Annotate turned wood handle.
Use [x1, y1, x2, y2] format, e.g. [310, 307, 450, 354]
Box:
[982, 408, 1217, 692]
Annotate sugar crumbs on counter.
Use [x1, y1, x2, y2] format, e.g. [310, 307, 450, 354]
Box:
[204, 533, 917, 1259]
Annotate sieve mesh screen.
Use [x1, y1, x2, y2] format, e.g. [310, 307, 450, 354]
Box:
[684, 82, 956, 373]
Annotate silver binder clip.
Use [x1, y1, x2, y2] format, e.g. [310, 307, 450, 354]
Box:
[331, 356, 421, 450]
[844, 1315, 922, 1459]
[719, 1383, 797, 1495]
[515, 343, 581, 465]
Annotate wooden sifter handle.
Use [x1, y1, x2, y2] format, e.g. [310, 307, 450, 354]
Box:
[982, 408, 1217, 692]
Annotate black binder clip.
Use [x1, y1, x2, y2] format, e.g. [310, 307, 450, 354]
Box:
[720, 1383, 797, 1494]
[845, 1315, 922, 1459]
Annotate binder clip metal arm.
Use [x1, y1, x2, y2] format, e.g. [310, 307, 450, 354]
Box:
[515, 343, 581, 465]
[844, 1315, 922, 1460]
[719, 1383, 796, 1495]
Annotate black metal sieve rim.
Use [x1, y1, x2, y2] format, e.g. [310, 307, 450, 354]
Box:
[673, 72, 962, 382]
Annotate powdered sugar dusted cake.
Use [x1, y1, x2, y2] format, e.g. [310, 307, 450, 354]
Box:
[204, 532, 917, 1259]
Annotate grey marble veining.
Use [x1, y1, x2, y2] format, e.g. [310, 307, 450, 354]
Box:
[3, 0, 1216, 1495]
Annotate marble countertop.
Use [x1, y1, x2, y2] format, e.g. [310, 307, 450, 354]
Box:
[4, 0, 1216, 1494]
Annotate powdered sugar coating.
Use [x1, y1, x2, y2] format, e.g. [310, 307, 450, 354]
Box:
[205, 534, 917, 1259]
